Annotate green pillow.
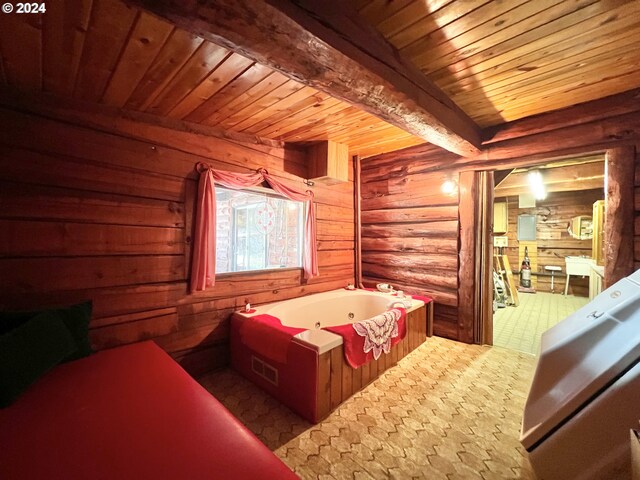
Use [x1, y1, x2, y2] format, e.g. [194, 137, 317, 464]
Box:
[0, 301, 93, 362]
[0, 311, 32, 335]
[0, 311, 77, 408]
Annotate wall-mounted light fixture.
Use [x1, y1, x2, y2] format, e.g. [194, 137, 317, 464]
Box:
[527, 170, 546, 200]
[441, 176, 458, 196]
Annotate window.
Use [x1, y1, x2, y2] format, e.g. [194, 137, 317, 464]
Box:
[215, 187, 304, 274]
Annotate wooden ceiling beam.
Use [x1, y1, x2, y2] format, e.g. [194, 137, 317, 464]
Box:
[125, 0, 481, 157]
[483, 88, 640, 144]
[364, 88, 640, 168]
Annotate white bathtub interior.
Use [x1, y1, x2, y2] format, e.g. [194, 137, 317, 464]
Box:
[269, 293, 390, 328]
[236, 289, 425, 355]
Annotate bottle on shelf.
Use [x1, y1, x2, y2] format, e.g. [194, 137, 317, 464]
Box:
[520, 246, 532, 288]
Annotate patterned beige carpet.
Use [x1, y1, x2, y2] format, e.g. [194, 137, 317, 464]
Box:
[199, 337, 538, 479]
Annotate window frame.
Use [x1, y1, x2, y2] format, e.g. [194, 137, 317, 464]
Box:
[215, 185, 305, 276]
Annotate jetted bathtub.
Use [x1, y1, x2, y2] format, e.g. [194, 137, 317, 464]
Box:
[230, 289, 433, 423]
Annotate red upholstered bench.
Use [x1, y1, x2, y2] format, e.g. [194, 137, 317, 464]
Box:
[0, 341, 298, 480]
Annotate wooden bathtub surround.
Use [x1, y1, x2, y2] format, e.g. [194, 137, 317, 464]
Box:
[126, 0, 481, 157]
[315, 304, 431, 422]
[0, 100, 355, 375]
[232, 302, 431, 424]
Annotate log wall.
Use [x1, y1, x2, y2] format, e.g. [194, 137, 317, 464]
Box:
[496, 189, 604, 297]
[0, 103, 355, 375]
[606, 146, 636, 287]
[359, 145, 462, 339]
[361, 91, 640, 342]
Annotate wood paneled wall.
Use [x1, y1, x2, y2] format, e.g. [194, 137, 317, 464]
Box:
[359, 145, 462, 340]
[360, 92, 640, 343]
[496, 189, 604, 297]
[0, 103, 355, 375]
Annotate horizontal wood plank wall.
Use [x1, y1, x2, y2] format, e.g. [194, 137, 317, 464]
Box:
[496, 189, 604, 297]
[0, 105, 355, 376]
[360, 146, 462, 340]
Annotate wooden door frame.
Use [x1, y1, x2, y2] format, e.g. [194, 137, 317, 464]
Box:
[478, 172, 494, 344]
[458, 170, 495, 344]
[475, 146, 636, 345]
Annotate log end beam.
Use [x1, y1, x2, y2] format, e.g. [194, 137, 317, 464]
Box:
[126, 0, 481, 157]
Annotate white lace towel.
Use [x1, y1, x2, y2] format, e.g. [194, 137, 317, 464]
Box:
[352, 309, 401, 360]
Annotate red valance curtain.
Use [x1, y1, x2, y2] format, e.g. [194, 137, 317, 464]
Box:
[190, 163, 318, 292]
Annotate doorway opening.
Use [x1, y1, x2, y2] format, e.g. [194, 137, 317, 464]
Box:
[490, 154, 605, 355]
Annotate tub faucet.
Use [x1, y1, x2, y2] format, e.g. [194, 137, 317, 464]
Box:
[387, 297, 413, 308]
[388, 300, 411, 309]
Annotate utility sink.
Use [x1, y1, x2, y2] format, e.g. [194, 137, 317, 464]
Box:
[565, 256, 594, 276]
[564, 256, 595, 296]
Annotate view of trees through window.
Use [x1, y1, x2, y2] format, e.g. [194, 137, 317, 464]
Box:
[215, 187, 304, 273]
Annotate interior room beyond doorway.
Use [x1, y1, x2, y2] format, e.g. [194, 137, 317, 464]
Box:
[491, 155, 605, 354]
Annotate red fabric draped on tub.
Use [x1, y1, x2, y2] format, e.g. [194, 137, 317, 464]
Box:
[190, 163, 319, 292]
[325, 308, 407, 369]
[238, 314, 306, 364]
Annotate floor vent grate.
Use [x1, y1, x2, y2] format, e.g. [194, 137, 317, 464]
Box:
[251, 356, 279, 386]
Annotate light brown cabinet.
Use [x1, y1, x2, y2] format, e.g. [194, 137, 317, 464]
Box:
[494, 202, 508, 234]
[307, 140, 349, 185]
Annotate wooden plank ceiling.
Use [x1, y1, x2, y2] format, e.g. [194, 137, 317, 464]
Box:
[494, 155, 605, 197]
[354, 0, 640, 128]
[0, 0, 639, 157]
[0, 0, 424, 159]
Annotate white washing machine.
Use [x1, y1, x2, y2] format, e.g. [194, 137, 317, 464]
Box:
[521, 269, 640, 479]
